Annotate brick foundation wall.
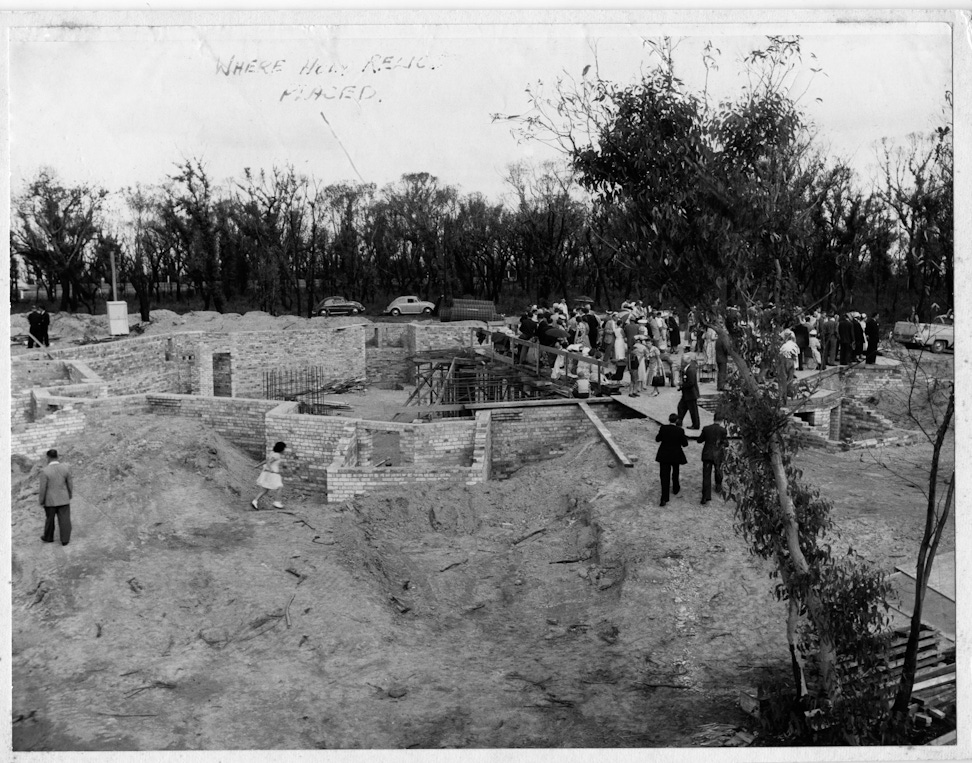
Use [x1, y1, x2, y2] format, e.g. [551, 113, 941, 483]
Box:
[324, 411, 491, 502]
[19, 333, 202, 395]
[489, 401, 634, 479]
[199, 325, 367, 398]
[471, 410, 492, 482]
[406, 322, 480, 356]
[410, 419, 476, 467]
[12, 392, 33, 428]
[11, 406, 86, 457]
[326, 464, 482, 503]
[264, 406, 356, 488]
[842, 364, 904, 399]
[366, 347, 410, 388]
[839, 398, 896, 440]
[146, 393, 282, 456]
[12, 360, 70, 391]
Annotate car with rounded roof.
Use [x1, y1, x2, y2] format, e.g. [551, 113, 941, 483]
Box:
[382, 295, 436, 316]
[311, 296, 365, 317]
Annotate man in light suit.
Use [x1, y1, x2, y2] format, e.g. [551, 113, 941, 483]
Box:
[677, 351, 701, 430]
[39, 448, 73, 545]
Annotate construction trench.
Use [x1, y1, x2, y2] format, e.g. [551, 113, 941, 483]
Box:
[10, 318, 955, 749]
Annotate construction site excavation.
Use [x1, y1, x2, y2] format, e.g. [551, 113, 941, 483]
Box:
[10, 310, 955, 751]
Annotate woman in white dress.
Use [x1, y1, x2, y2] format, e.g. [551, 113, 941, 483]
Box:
[253, 441, 287, 510]
[612, 316, 628, 382]
[703, 325, 717, 368]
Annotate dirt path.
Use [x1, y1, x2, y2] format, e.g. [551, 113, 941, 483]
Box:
[11, 408, 952, 750]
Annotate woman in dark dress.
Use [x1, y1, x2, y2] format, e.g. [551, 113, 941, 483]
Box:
[655, 413, 689, 507]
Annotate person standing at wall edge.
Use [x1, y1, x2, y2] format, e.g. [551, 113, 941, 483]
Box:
[39, 449, 73, 545]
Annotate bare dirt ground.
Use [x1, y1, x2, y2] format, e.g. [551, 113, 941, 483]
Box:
[11, 409, 953, 751]
[10, 311, 954, 750]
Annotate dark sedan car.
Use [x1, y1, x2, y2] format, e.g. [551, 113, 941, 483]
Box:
[311, 296, 366, 317]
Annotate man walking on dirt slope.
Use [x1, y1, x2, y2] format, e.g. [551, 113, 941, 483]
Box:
[696, 413, 729, 505]
[39, 449, 73, 546]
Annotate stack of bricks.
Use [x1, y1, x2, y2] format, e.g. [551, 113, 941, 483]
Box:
[489, 401, 634, 479]
[11, 406, 86, 457]
[147, 393, 284, 456]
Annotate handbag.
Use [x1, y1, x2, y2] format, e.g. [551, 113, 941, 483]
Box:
[651, 374, 665, 387]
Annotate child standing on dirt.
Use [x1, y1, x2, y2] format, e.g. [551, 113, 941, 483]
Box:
[253, 441, 286, 510]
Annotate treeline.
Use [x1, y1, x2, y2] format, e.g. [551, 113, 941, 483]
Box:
[10, 123, 952, 322]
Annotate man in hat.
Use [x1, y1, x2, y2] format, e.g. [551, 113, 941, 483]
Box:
[39, 448, 73, 545]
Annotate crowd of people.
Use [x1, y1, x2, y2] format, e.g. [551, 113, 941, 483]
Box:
[778, 309, 882, 398]
[506, 299, 733, 400]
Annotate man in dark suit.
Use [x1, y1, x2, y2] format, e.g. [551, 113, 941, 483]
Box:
[864, 313, 880, 364]
[837, 313, 855, 366]
[792, 320, 810, 371]
[666, 312, 681, 349]
[820, 310, 837, 369]
[677, 352, 701, 430]
[39, 448, 73, 545]
[696, 413, 729, 504]
[581, 306, 600, 350]
[655, 414, 689, 507]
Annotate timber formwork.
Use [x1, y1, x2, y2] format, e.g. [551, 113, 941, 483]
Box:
[401, 349, 560, 420]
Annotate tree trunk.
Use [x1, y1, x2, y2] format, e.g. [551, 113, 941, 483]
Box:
[716, 316, 840, 704]
[890, 393, 954, 721]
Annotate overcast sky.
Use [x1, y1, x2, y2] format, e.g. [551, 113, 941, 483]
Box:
[9, 20, 952, 203]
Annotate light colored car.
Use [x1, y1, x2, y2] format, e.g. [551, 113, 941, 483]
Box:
[382, 295, 435, 316]
[894, 314, 953, 353]
[311, 296, 365, 317]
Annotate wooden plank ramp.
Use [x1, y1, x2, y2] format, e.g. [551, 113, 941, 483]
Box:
[578, 401, 633, 468]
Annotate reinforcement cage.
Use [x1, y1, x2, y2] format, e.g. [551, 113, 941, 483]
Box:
[263, 367, 361, 415]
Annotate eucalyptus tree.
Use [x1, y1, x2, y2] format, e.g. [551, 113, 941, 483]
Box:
[499, 37, 894, 740]
[11, 168, 109, 311]
[878, 108, 953, 318]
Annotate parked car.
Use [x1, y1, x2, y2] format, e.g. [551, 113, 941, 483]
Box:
[311, 296, 365, 317]
[892, 314, 954, 353]
[382, 295, 435, 316]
